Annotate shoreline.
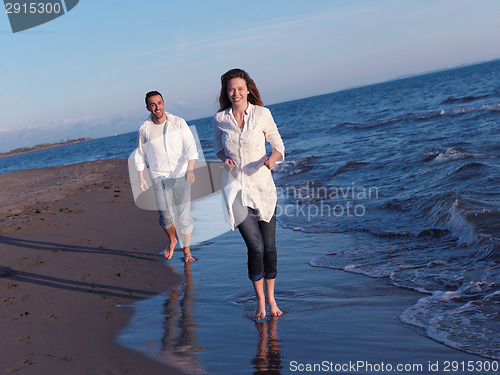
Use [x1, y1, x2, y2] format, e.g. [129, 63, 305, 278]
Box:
[1, 159, 495, 374]
[0, 159, 185, 374]
[118, 225, 491, 374]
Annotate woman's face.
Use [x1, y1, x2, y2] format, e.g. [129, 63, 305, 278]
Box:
[227, 78, 248, 108]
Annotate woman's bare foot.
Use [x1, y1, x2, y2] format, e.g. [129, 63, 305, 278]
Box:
[264, 278, 282, 317]
[254, 299, 267, 320]
[268, 298, 283, 317]
[163, 238, 177, 259]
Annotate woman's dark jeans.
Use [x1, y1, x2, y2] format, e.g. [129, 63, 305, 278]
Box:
[233, 192, 277, 281]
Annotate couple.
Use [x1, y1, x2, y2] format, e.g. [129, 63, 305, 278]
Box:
[134, 69, 285, 320]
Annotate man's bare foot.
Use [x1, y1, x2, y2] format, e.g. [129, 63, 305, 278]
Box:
[163, 238, 177, 259]
[268, 298, 283, 317]
[181, 246, 196, 263]
[254, 300, 266, 320]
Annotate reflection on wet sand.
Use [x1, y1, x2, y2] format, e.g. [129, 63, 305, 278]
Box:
[252, 316, 282, 374]
[161, 262, 205, 374]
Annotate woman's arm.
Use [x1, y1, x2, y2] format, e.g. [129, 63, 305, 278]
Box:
[264, 148, 282, 170]
[262, 109, 285, 165]
[214, 117, 237, 171]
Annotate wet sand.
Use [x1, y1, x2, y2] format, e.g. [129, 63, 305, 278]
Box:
[119, 219, 489, 374]
[0, 159, 185, 374]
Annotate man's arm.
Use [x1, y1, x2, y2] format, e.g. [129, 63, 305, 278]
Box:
[180, 120, 198, 185]
[138, 169, 149, 191]
[185, 159, 196, 184]
[135, 129, 149, 191]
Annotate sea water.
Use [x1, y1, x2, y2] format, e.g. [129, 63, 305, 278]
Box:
[1, 59, 499, 360]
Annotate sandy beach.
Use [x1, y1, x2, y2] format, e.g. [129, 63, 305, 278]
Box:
[0, 159, 185, 374]
[1, 159, 494, 375]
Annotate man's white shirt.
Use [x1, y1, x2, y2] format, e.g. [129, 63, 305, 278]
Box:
[134, 112, 198, 179]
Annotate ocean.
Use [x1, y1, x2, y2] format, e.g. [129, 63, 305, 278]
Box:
[1, 59, 499, 360]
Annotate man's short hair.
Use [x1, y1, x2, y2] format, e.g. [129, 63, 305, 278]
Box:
[145, 91, 163, 106]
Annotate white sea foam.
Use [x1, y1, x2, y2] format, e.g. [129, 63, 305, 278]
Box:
[425, 291, 500, 359]
[432, 147, 476, 164]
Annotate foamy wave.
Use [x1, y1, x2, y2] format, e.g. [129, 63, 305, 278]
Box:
[480, 103, 500, 112]
[401, 288, 500, 360]
[429, 197, 477, 246]
[311, 228, 499, 359]
[424, 194, 499, 260]
[430, 147, 478, 164]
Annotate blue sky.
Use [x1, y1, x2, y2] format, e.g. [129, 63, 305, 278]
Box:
[1, 0, 500, 152]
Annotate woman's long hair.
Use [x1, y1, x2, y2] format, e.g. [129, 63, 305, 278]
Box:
[218, 69, 264, 111]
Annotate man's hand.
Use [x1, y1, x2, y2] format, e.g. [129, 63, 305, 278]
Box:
[185, 170, 195, 185]
[139, 176, 149, 191]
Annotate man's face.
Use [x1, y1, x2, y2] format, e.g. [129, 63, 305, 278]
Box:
[147, 95, 165, 121]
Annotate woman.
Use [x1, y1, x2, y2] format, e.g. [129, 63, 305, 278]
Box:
[213, 68, 285, 320]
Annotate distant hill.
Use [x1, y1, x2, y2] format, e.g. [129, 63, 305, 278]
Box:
[0, 138, 93, 158]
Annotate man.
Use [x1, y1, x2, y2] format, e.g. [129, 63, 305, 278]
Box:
[135, 91, 198, 262]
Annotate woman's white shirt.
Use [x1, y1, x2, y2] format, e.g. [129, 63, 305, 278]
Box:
[213, 103, 285, 230]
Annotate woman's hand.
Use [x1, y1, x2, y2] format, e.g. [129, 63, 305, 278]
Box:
[224, 157, 236, 172]
[217, 151, 236, 172]
[264, 157, 276, 170]
[264, 148, 282, 170]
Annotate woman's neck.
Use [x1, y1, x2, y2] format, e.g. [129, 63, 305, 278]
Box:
[232, 101, 249, 117]
[231, 102, 248, 129]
